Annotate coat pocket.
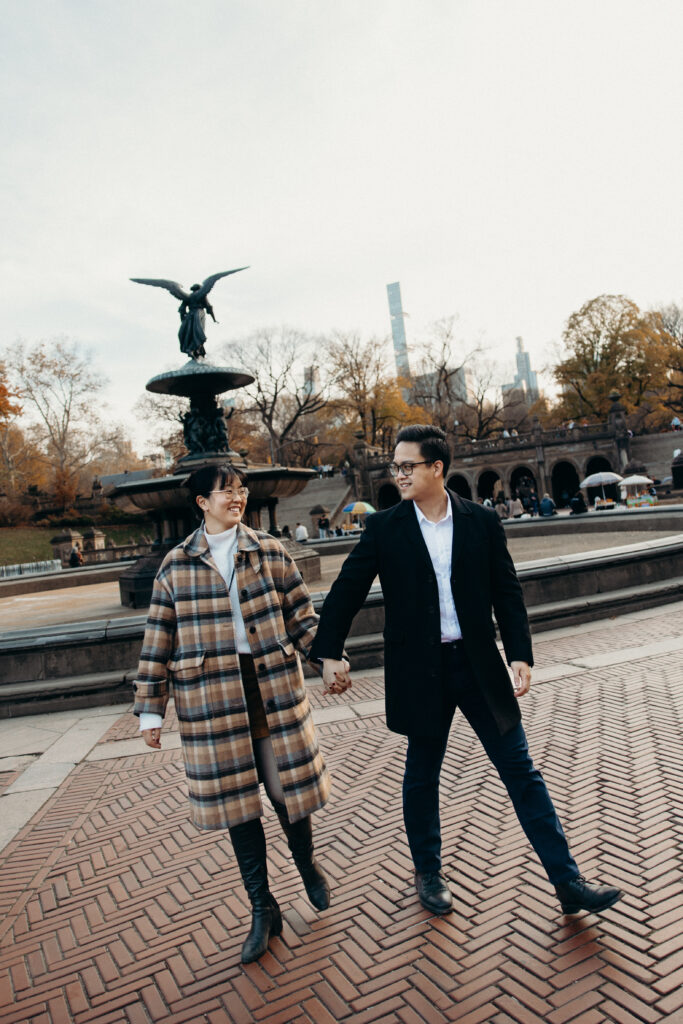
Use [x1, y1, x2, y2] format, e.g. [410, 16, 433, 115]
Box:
[167, 651, 206, 683]
[277, 638, 296, 657]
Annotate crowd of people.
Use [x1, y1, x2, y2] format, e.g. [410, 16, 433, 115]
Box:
[480, 485, 591, 519]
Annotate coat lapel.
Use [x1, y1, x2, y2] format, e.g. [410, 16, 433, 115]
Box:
[394, 497, 438, 576]
[448, 489, 472, 577]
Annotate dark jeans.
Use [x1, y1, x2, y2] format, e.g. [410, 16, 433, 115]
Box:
[402, 644, 579, 886]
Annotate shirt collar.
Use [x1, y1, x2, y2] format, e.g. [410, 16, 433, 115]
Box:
[413, 494, 452, 526]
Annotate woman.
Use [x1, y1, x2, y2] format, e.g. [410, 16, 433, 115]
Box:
[134, 463, 345, 964]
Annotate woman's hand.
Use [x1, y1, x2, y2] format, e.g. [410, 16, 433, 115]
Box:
[142, 727, 162, 749]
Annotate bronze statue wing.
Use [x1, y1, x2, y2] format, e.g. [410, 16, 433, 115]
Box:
[194, 267, 249, 300]
[130, 278, 189, 302]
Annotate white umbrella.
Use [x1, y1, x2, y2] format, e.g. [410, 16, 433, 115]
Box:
[619, 474, 653, 487]
[579, 470, 623, 500]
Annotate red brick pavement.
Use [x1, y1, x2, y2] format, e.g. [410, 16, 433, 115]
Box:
[1, 639, 683, 1022]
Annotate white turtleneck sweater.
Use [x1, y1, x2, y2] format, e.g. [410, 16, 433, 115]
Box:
[139, 525, 250, 732]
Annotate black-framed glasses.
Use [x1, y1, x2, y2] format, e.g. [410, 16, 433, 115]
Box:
[210, 486, 249, 499]
[388, 461, 434, 478]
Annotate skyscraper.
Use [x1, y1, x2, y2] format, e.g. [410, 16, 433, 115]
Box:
[514, 337, 539, 400]
[386, 282, 411, 379]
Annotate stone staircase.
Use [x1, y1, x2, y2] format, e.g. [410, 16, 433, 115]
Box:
[273, 474, 353, 533]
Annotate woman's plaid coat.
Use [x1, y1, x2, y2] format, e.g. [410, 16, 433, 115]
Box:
[133, 524, 330, 830]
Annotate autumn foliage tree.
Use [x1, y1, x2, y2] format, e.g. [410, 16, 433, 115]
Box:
[553, 294, 672, 426]
[324, 332, 423, 452]
[657, 301, 683, 416]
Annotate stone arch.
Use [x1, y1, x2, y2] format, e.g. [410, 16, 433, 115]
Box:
[509, 465, 537, 500]
[550, 460, 580, 507]
[377, 482, 400, 510]
[477, 469, 503, 502]
[447, 473, 472, 499]
[585, 454, 613, 475]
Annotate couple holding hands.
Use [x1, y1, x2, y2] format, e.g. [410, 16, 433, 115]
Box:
[134, 424, 621, 964]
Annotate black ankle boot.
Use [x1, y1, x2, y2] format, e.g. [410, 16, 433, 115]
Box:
[555, 874, 623, 915]
[274, 805, 330, 911]
[229, 819, 283, 963]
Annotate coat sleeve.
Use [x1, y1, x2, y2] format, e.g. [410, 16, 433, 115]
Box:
[280, 547, 320, 662]
[132, 571, 177, 718]
[308, 515, 380, 662]
[486, 511, 534, 668]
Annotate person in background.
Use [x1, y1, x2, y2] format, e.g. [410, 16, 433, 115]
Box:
[281, 524, 292, 539]
[539, 493, 556, 517]
[294, 521, 309, 542]
[509, 495, 524, 518]
[569, 491, 588, 515]
[495, 496, 509, 520]
[134, 464, 345, 964]
[69, 543, 83, 567]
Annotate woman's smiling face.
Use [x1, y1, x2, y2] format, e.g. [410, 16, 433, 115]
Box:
[197, 472, 249, 534]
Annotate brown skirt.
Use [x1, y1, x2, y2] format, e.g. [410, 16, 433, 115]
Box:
[239, 653, 269, 739]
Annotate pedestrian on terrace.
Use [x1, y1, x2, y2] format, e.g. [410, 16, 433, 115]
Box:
[134, 463, 347, 964]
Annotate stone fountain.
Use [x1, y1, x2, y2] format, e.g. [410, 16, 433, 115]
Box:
[112, 268, 316, 606]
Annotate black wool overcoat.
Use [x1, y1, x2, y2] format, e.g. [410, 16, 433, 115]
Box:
[309, 490, 533, 738]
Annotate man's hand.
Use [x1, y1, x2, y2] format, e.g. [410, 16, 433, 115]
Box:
[142, 727, 162, 749]
[511, 661, 531, 698]
[322, 658, 352, 696]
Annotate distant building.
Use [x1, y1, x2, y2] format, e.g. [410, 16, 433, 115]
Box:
[412, 366, 471, 412]
[502, 337, 539, 404]
[386, 282, 411, 379]
[303, 365, 321, 398]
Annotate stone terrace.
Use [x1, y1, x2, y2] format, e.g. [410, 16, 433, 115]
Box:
[1, 602, 683, 1023]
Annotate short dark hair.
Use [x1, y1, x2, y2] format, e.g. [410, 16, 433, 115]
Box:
[186, 463, 247, 519]
[395, 424, 450, 478]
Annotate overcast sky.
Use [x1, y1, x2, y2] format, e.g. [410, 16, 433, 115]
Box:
[2, 0, 682, 451]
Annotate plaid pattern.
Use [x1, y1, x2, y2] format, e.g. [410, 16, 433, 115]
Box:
[133, 524, 330, 829]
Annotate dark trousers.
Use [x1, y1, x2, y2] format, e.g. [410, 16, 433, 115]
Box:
[402, 644, 579, 886]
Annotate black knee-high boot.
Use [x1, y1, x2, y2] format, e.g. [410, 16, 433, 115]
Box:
[228, 818, 282, 963]
[273, 803, 330, 911]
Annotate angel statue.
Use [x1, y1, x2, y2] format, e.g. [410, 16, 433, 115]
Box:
[131, 267, 248, 359]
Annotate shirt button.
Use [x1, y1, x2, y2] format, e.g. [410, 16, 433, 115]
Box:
[258, 663, 265, 672]
[265, 699, 275, 712]
[241, 589, 248, 598]
[249, 626, 256, 634]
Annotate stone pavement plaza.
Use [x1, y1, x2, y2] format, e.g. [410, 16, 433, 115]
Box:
[1, 602, 683, 1024]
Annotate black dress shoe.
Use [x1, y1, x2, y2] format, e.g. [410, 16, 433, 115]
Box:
[555, 875, 623, 915]
[415, 871, 453, 915]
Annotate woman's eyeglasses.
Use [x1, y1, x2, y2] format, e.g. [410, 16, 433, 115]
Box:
[210, 487, 249, 499]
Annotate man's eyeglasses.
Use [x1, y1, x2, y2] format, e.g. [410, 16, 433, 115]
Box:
[210, 487, 249, 499]
[388, 461, 434, 478]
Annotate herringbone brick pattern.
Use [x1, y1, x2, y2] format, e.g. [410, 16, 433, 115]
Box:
[1, 610, 683, 1022]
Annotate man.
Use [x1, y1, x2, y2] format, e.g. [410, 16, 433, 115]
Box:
[294, 521, 309, 542]
[310, 425, 622, 918]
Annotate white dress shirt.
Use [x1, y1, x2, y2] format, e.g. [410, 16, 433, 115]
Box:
[414, 497, 463, 642]
[139, 525, 250, 732]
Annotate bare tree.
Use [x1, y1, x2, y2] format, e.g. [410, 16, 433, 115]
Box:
[220, 327, 333, 464]
[133, 391, 188, 464]
[5, 337, 120, 507]
[409, 317, 481, 440]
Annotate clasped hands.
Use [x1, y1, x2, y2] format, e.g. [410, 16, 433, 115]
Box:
[321, 658, 352, 696]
